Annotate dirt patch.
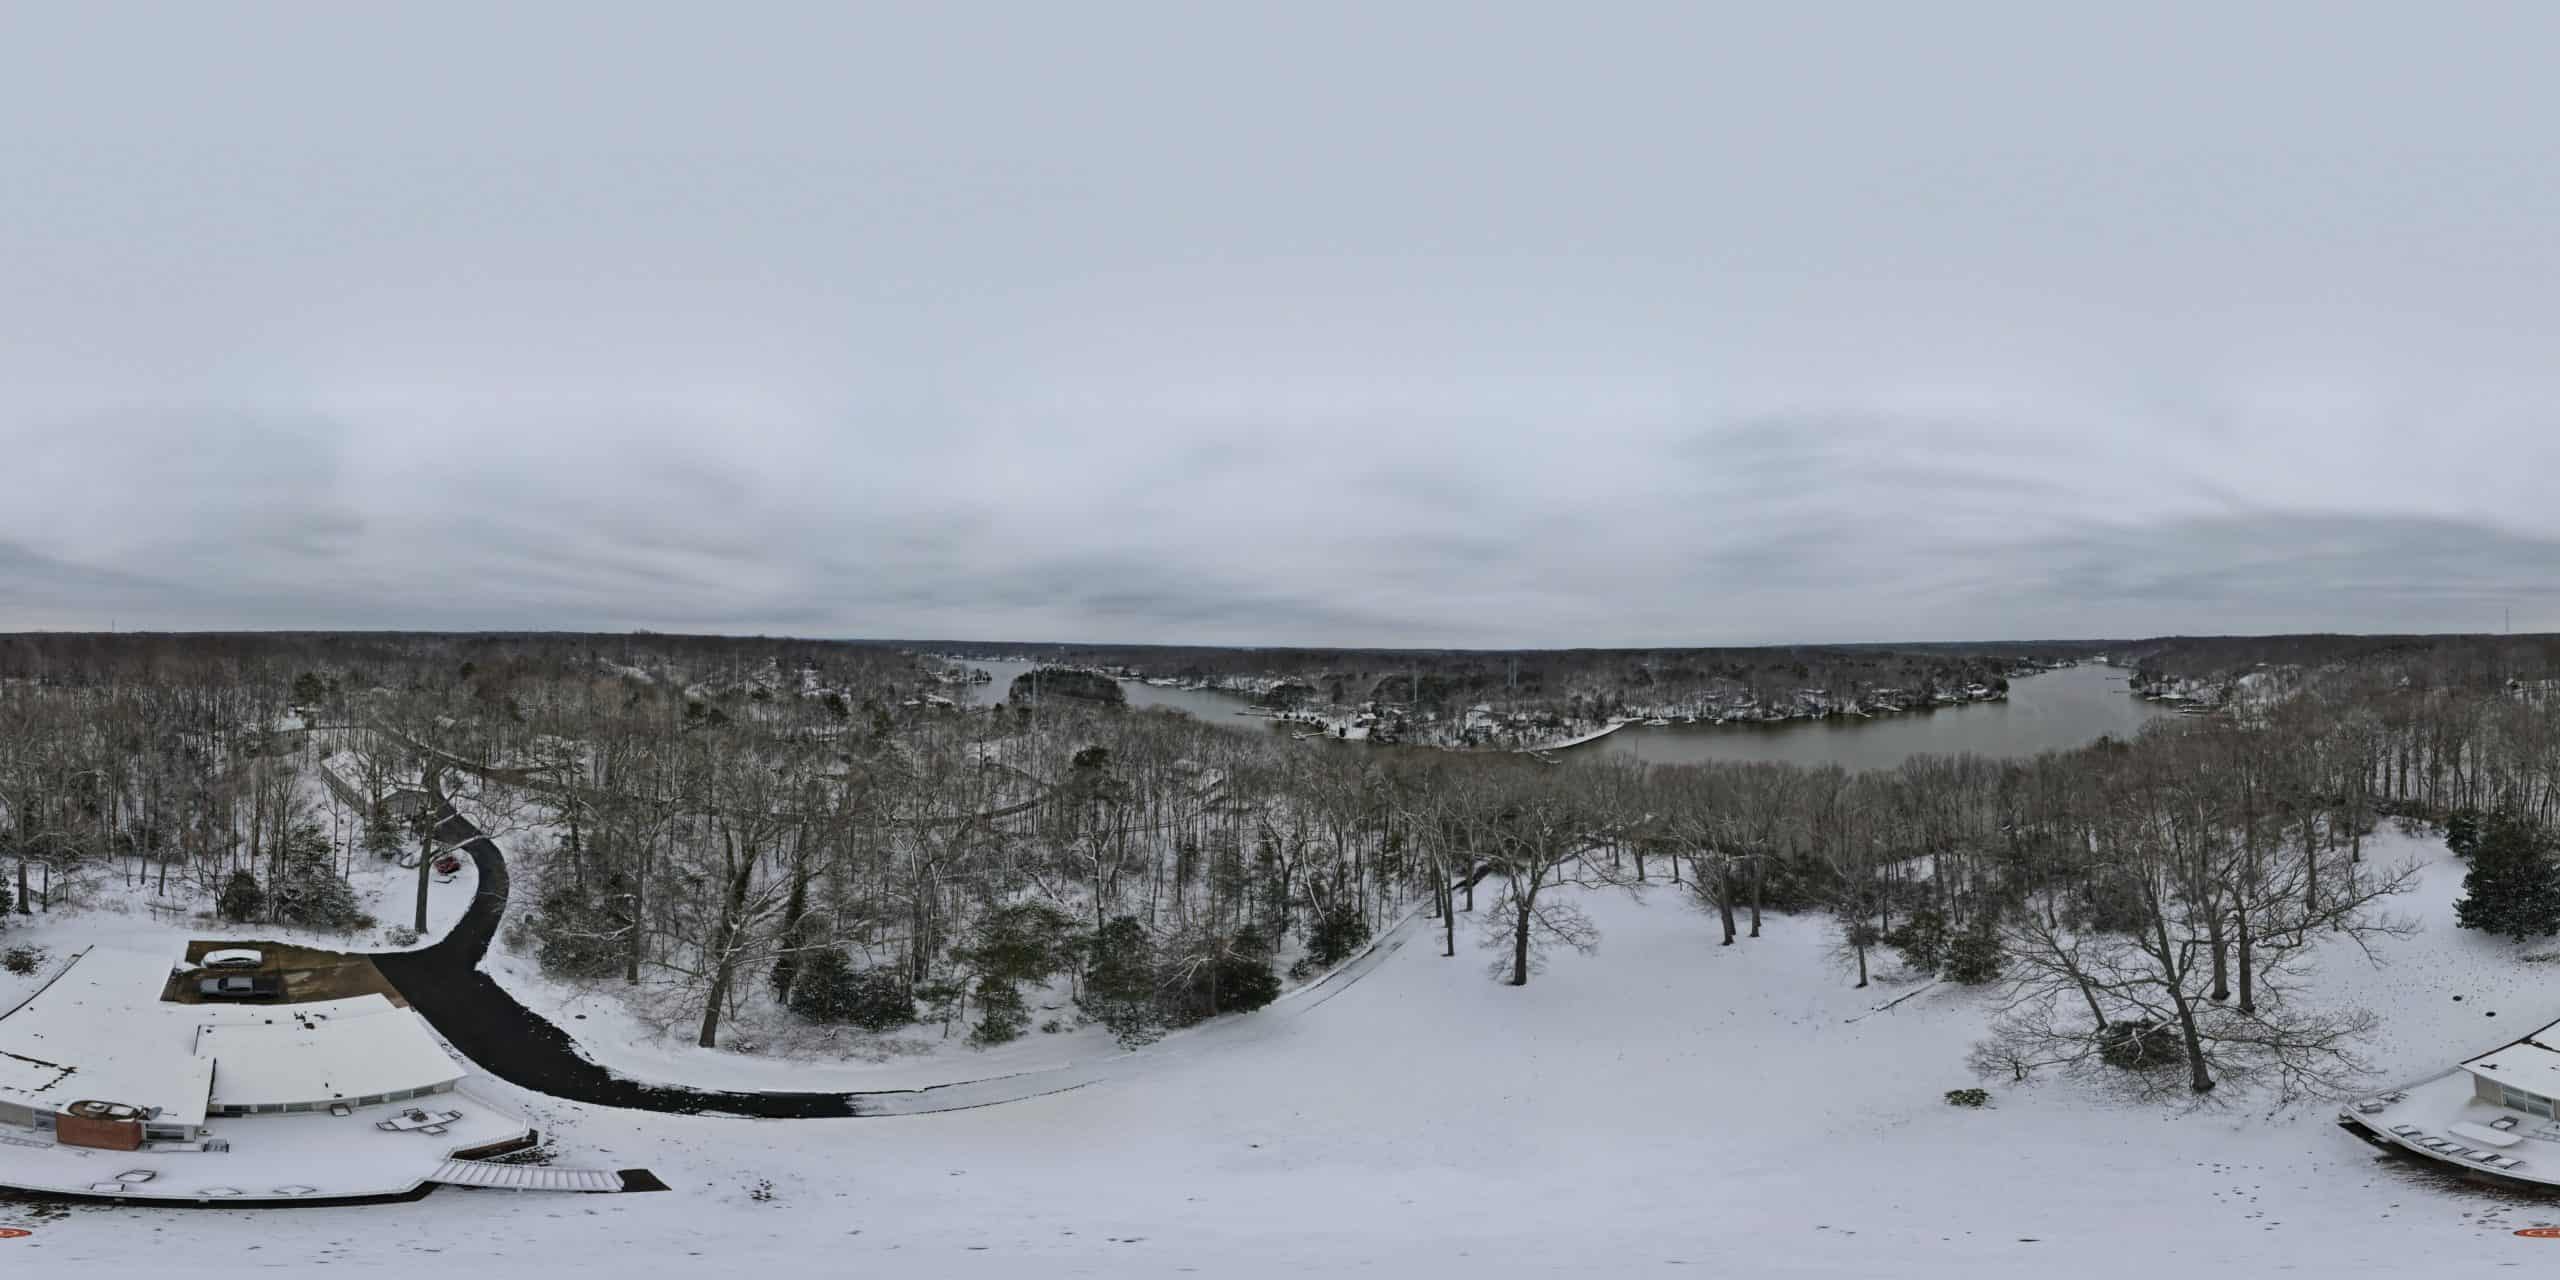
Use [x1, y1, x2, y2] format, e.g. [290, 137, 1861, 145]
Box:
[161, 940, 406, 1007]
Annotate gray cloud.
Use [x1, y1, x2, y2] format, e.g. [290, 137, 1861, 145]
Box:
[6, 6, 2560, 645]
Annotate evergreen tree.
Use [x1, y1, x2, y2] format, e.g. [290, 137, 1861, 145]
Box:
[968, 976, 1030, 1047]
[366, 805, 406, 862]
[2447, 811, 2482, 858]
[2454, 812, 2560, 942]
[271, 819, 372, 931]
[960, 902, 1077, 1048]
[1302, 903, 1373, 970]
[1081, 915, 1165, 1047]
[217, 870, 265, 923]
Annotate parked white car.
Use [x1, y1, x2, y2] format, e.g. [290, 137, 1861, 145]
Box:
[200, 948, 265, 970]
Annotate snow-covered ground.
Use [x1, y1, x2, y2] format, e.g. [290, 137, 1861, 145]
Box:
[16, 825, 2560, 1277]
[0, 844, 475, 992]
[477, 937, 1144, 1093]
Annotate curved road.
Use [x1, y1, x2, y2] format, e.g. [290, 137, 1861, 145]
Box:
[366, 804, 1428, 1119]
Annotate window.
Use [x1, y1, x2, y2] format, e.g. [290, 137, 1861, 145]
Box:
[2503, 1086, 2554, 1119]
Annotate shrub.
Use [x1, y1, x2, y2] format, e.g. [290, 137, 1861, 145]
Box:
[531, 879, 629, 979]
[2096, 1018, 2183, 1071]
[1159, 926, 1281, 1026]
[1943, 925, 2005, 985]
[1945, 1088, 1990, 1108]
[1303, 903, 1373, 971]
[1885, 906, 1948, 973]
[787, 950, 914, 1032]
[2, 946, 45, 976]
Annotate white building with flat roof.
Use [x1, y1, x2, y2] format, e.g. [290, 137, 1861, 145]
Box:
[0, 946, 640, 1204]
[197, 1000, 462, 1116]
[0, 948, 467, 1150]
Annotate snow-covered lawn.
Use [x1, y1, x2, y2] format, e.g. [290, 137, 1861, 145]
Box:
[18, 825, 2560, 1277]
[0, 849, 475, 1005]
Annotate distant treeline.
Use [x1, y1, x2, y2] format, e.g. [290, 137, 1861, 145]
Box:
[923, 640, 2109, 712]
[2116, 633, 2560, 685]
[1007, 666, 1125, 706]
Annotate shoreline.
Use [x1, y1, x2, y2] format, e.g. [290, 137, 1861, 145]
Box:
[1519, 720, 1630, 753]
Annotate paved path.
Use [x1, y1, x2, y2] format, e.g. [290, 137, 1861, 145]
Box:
[365, 799, 1431, 1119]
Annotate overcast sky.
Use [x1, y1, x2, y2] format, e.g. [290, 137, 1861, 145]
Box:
[4, 4, 2558, 647]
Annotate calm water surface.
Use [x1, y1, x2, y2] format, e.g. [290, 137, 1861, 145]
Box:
[945, 657, 2171, 770]
[949, 659, 1263, 722]
[1569, 662, 2174, 771]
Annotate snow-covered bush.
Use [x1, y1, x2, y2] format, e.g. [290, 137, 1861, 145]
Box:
[1885, 906, 1948, 973]
[1943, 925, 2004, 985]
[786, 950, 914, 1031]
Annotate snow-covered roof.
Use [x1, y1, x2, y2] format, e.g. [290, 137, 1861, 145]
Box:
[2461, 1035, 2560, 1099]
[0, 948, 214, 1127]
[0, 949, 463, 1126]
[195, 997, 462, 1110]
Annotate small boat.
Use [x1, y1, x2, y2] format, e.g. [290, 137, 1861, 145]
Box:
[1644, 717, 1670, 727]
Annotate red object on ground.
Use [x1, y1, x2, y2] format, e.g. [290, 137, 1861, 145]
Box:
[2516, 1228, 2560, 1239]
[0, 1228, 30, 1239]
[435, 854, 463, 874]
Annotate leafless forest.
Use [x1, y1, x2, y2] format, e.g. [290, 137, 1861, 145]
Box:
[5, 631, 2559, 1097]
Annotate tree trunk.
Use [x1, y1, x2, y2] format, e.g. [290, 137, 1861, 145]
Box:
[1748, 855, 1764, 938]
[2236, 900, 2255, 1014]
[697, 839, 756, 1049]
[1717, 858, 1738, 946]
[1440, 877, 1456, 958]
[2207, 908, 2229, 1002]
[414, 769, 442, 936]
[1510, 896, 1532, 987]
[2171, 985, 2214, 1095]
